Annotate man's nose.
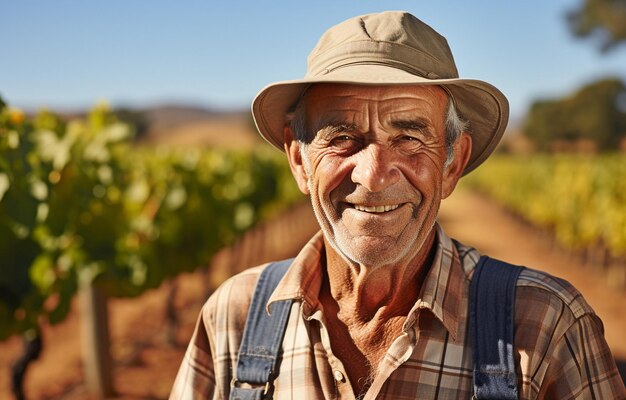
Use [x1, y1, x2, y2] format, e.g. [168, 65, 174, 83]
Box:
[350, 144, 401, 192]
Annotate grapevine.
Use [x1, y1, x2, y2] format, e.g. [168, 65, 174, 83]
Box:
[0, 98, 301, 340]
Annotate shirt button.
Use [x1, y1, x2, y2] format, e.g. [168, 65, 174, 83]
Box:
[333, 370, 344, 382]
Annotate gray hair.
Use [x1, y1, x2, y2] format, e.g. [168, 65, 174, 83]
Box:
[287, 91, 469, 166]
[443, 100, 469, 166]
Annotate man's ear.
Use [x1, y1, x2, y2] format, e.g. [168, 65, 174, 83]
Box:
[284, 127, 310, 195]
[442, 132, 472, 199]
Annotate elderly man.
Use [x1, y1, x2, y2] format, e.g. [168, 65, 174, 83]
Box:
[171, 11, 626, 399]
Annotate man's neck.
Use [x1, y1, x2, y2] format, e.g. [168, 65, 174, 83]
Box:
[318, 230, 438, 397]
[322, 229, 437, 323]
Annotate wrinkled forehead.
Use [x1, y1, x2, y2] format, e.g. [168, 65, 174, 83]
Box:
[300, 83, 449, 122]
[297, 83, 448, 110]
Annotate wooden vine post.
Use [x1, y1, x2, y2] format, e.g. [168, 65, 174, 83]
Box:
[79, 279, 115, 399]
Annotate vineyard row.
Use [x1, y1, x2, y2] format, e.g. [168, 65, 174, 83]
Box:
[463, 154, 626, 266]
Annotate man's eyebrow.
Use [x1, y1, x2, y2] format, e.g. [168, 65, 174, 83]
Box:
[390, 118, 429, 130]
[314, 119, 358, 137]
[323, 122, 358, 133]
[390, 118, 438, 138]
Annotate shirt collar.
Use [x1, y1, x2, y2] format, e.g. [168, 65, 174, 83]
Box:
[409, 224, 471, 341]
[268, 224, 473, 341]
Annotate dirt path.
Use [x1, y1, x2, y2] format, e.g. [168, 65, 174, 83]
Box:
[439, 187, 626, 360]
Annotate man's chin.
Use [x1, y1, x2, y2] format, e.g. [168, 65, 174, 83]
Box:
[333, 235, 411, 268]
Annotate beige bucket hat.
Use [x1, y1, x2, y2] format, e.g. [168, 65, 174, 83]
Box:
[252, 11, 509, 174]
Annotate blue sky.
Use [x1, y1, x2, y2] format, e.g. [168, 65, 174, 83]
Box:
[2, 1, 626, 120]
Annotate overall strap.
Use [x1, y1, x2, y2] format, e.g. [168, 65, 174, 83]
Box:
[231, 259, 294, 400]
[469, 256, 524, 400]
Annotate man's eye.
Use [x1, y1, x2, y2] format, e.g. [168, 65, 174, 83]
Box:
[393, 135, 426, 153]
[398, 135, 423, 144]
[330, 135, 355, 146]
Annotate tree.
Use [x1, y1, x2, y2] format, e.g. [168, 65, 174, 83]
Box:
[567, 0, 626, 52]
[525, 78, 626, 150]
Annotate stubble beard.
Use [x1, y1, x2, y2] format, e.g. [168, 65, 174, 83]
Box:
[307, 176, 434, 268]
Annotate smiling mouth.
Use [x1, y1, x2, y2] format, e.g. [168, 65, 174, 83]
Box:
[353, 204, 400, 213]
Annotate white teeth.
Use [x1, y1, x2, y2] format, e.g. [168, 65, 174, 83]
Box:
[354, 204, 400, 213]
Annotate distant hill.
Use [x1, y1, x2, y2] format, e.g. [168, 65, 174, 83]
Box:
[117, 104, 266, 149]
[40, 103, 267, 149]
[138, 104, 238, 136]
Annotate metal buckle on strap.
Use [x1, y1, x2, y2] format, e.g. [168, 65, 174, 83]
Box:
[231, 378, 271, 395]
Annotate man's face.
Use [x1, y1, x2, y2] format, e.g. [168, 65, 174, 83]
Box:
[286, 84, 470, 268]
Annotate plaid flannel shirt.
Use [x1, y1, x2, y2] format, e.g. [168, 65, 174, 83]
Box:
[170, 224, 626, 399]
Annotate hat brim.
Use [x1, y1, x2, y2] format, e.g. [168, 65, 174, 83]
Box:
[252, 64, 508, 175]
